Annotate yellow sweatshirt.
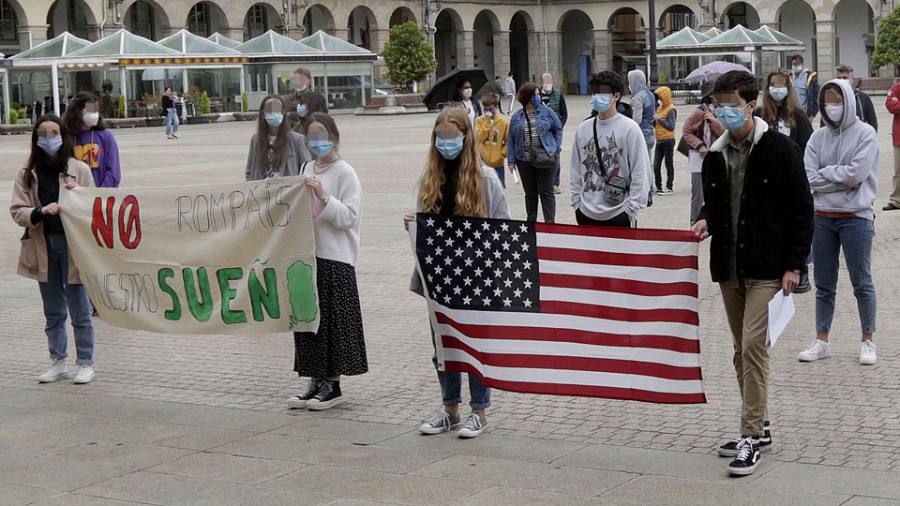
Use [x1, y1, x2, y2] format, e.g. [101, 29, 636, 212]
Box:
[654, 86, 676, 141]
[475, 113, 509, 168]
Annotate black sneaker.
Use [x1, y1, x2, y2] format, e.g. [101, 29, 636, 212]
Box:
[306, 380, 343, 411]
[287, 378, 323, 409]
[718, 422, 772, 456]
[727, 437, 761, 476]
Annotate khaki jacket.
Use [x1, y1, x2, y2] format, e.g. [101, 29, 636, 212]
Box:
[10, 158, 94, 284]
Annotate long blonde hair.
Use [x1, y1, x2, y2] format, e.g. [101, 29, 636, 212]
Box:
[760, 68, 800, 129]
[418, 108, 486, 217]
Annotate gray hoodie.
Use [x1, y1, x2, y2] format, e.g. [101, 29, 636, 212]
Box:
[804, 78, 879, 220]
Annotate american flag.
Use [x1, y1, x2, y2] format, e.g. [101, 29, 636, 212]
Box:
[411, 213, 705, 404]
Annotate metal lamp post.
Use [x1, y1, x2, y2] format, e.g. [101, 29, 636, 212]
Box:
[648, 0, 660, 86]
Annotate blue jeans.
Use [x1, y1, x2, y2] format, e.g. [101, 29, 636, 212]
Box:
[493, 166, 506, 188]
[813, 216, 876, 334]
[165, 107, 179, 136]
[553, 152, 560, 187]
[40, 233, 94, 365]
[430, 326, 491, 409]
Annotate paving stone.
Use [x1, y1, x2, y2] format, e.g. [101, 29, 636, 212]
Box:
[272, 417, 416, 445]
[146, 452, 306, 485]
[451, 485, 611, 506]
[0, 483, 56, 506]
[378, 431, 586, 464]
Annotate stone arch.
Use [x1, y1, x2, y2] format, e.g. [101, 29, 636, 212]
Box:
[608, 7, 646, 75]
[720, 1, 760, 29]
[123, 0, 170, 41]
[47, 0, 99, 40]
[473, 10, 500, 82]
[348, 6, 377, 49]
[777, 0, 816, 68]
[303, 4, 335, 36]
[0, 0, 24, 45]
[659, 4, 696, 35]
[833, 0, 875, 76]
[389, 6, 416, 27]
[509, 10, 534, 86]
[244, 2, 281, 41]
[186, 1, 228, 37]
[558, 10, 593, 95]
[435, 8, 464, 76]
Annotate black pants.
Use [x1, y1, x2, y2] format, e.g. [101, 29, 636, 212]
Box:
[653, 138, 675, 191]
[575, 209, 631, 227]
[517, 159, 556, 223]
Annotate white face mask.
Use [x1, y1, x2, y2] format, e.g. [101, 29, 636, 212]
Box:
[462, 88, 473, 99]
[825, 104, 844, 123]
[542, 83, 553, 93]
[83, 112, 100, 127]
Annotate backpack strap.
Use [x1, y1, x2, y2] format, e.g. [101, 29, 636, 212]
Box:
[807, 72, 817, 87]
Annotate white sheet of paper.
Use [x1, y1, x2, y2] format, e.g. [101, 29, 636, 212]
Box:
[688, 150, 703, 173]
[766, 291, 795, 348]
[511, 167, 520, 185]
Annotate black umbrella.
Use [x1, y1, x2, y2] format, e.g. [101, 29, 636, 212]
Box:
[423, 68, 488, 111]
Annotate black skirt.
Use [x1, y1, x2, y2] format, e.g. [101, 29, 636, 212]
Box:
[293, 258, 368, 378]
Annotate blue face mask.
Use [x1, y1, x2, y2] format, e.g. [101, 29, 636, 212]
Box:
[591, 94, 612, 113]
[768, 86, 788, 101]
[307, 139, 335, 157]
[792, 65, 803, 74]
[297, 104, 308, 117]
[37, 136, 63, 156]
[716, 105, 749, 131]
[435, 137, 464, 160]
[265, 112, 284, 127]
[531, 94, 542, 107]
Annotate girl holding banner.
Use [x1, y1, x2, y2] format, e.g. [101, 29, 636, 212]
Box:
[287, 112, 367, 411]
[10, 115, 97, 384]
[403, 107, 511, 438]
[245, 95, 311, 180]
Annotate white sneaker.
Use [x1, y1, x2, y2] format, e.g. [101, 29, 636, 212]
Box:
[860, 340, 877, 365]
[457, 413, 487, 438]
[798, 339, 832, 362]
[73, 365, 95, 384]
[38, 359, 68, 383]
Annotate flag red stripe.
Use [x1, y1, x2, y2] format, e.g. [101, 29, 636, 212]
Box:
[435, 312, 700, 353]
[542, 300, 699, 325]
[540, 273, 698, 298]
[445, 361, 707, 404]
[536, 222, 701, 243]
[442, 336, 702, 380]
[537, 247, 698, 270]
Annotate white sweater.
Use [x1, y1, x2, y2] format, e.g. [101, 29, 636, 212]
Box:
[302, 159, 362, 266]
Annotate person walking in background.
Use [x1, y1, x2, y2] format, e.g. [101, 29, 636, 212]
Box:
[691, 70, 813, 476]
[682, 82, 725, 224]
[570, 71, 650, 227]
[790, 54, 820, 122]
[757, 68, 815, 293]
[798, 79, 879, 366]
[653, 86, 677, 195]
[162, 87, 179, 140]
[11, 115, 97, 384]
[453, 79, 483, 127]
[491, 75, 505, 114]
[475, 93, 509, 187]
[539, 73, 568, 194]
[293, 91, 329, 136]
[245, 95, 311, 180]
[63, 92, 121, 188]
[504, 72, 516, 114]
[508, 82, 563, 222]
[404, 107, 510, 438]
[885, 81, 900, 211]
[288, 112, 367, 410]
[286, 67, 327, 130]
[834, 65, 877, 132]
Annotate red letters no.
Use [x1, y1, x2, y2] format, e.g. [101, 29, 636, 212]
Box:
[91, 197, 114, 248]
[118, 195, 142, 249]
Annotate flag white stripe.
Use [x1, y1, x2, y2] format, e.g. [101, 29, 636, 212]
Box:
[540, 286, 698, 312]
[540, 259, 698, 285]
[437, 323, 702, 368]
[537, 232, 698, 257]
[434, 304, 700, 341]
[444, 348, 704, 394]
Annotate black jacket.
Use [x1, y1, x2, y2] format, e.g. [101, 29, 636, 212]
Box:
[697, 127, 814, 283]
[754, 107, 813, 151]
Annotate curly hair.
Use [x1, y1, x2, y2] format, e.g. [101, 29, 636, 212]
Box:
[418, 108, 486, 217]
[760, 68, 800, 129]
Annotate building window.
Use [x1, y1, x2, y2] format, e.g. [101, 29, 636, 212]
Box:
[188, 4, 211, 37]
[0, 0, 17, 41]
[246, 5, 267, 40]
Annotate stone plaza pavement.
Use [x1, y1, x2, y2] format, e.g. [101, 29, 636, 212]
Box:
[1, 97, 900, 505]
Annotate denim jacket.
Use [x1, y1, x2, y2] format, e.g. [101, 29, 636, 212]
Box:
[507, 104, 563, 166]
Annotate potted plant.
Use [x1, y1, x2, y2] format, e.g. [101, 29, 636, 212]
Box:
[142, 93, 165, 127]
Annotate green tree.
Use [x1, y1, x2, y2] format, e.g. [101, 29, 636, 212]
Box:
[241, 91, 249, 112]
[118, 94, 126, 118]
[200, 91, 211, 114]
[381, 21, 438, 92]
[873, 7, 900, 69]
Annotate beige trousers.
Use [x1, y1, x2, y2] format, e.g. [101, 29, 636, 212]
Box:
[720, 279, 781, 438]
[891, 146, 900, 207]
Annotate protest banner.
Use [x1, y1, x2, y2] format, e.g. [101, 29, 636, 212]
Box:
[59, 176, 319, 335]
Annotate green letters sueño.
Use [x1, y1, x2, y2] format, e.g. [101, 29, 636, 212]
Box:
[157, 266, 283, 324]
